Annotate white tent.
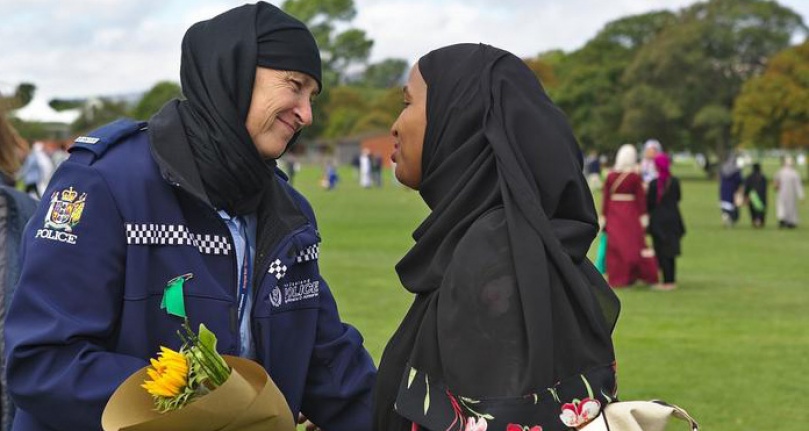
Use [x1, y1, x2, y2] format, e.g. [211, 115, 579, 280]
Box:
[12, 97, 80, 124]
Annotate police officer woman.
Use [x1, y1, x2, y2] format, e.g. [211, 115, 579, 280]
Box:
[4, 3, 375, 431]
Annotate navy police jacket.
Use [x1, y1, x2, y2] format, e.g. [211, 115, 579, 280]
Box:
[4, 113, 375, 431]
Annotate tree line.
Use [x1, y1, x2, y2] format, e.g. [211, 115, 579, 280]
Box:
[3, 0, 807, 159]
[539, 0, 806, 157]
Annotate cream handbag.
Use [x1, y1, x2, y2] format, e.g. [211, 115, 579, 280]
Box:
[579, 400, 698, 431]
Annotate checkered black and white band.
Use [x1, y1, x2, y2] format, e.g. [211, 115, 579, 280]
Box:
[296, 244, 319, 263]
[268, 259, 287, 279]
[125, 223, 233, 255]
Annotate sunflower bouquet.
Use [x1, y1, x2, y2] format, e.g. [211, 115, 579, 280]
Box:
[101, 274, 295, 431]
[141, 322, 231, 412]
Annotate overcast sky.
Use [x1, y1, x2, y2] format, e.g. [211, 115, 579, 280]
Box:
[2, 0, 808, 119]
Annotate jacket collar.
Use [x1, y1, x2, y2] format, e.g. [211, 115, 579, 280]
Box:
[148, 100, 212, 208]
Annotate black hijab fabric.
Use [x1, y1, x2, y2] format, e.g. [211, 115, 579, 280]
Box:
[176, 2, 320, 215]
[373, 44, 620, 431]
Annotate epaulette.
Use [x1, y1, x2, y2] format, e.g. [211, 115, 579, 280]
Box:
[70, 118, 147, 161]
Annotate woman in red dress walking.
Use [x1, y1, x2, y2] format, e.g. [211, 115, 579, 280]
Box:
[602, 144, 658, 287]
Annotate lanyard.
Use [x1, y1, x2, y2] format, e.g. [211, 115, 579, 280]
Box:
[236, 223, 251, 325]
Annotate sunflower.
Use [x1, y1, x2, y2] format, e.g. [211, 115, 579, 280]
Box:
[141, 346, 189, 398]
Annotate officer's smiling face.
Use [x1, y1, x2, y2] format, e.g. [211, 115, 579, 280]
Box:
[245, 67, 319, 159]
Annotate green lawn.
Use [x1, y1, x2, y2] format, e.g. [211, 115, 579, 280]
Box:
[292, 163, 809, 431]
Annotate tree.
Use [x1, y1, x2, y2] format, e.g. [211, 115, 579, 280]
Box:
[622, 0, 806, 156]
[49, 98, 85, 112]
[0, 82, 36, 111]
[71, 98, 130, 135]
[351, 87, 400, 135]
[550, 11, 676, 153]
[523, 56, 558, 89]
[282, 0, 373, 87]
[733, 40, 809, 149]
[320, 86, 366, 138]
[355, 58, 408, 89]
[282, 0, 374, 140]
[319, 86, 400, 138]
[8, 117, 49, 141]
[131, 81, 182, 120]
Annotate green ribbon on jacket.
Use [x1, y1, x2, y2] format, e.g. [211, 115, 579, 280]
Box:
[161, 273, 193, 318]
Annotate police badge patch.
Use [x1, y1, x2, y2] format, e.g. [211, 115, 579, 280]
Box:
[270, 286, 283, 307]
[35, 187, 86, 245]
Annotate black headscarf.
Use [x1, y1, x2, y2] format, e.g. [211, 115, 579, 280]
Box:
[176, 1, 320, 215]
[373, 44, 620, 431]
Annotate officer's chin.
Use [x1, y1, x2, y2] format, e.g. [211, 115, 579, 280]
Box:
[277, 131, 301, 159]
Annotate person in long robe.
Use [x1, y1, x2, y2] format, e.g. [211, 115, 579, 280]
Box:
[774, 156, 804, 228]
[602, 144, 658, 288]
[647, 154, 685, 291]
[359, 149, 372, 188]
[373, 43, 619, 431]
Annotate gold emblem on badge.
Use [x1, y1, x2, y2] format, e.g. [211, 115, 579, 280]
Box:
[44, 187, 87, 232]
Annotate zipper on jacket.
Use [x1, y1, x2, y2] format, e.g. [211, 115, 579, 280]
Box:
[249, 222, 312, 362]
[253, 222, 311, 294]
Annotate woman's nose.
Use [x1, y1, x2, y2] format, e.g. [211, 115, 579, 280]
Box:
[296, 100, 313, 127]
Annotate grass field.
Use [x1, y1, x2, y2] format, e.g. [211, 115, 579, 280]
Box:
[290, 162, 809, 431]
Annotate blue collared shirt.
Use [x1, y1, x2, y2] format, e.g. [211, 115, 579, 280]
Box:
[217, 210, 257, 359]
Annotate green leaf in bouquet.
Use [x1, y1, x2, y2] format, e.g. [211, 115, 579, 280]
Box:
[198, 323, 230, 376]
[198, 323, 218, 351]
[178, 322, 231, 388]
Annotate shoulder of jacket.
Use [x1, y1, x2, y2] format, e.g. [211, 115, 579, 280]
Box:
[69, 118, 148, 163]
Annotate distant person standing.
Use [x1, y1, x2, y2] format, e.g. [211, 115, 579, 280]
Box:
[321, 161, 339, 190]
[602, 144, 658, 288]
[640, 139, 662, 186]
[44, 141, 69, 169]
[282, 156, 298, 185]
[647, 153, 685, 291]
[719, 151, 743, 227]
[359, 148, 372, 188]
[18, 142, 55, 199]
[584, 150, 602, 191]
[371, 153, 383, 187]
[17, 149, 41, 198]
[743, 163, 768, 228]
[774, 156, 804, 228]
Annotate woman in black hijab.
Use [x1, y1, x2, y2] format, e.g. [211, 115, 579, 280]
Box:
[373, 44, 620, 431]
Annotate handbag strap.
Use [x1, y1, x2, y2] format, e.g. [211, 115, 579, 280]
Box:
[590, 400, 700, 431]
[651, 400, 699, 431]
[610, 172, 630, 196]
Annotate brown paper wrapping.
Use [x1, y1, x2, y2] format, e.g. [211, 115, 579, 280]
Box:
[102, 355, 295, 431]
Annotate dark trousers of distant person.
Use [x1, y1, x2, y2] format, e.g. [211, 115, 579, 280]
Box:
[658, 256, 676, 283]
